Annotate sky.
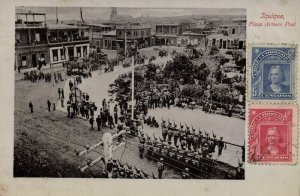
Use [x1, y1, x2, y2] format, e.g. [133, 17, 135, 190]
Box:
[16, 7, 245, 22]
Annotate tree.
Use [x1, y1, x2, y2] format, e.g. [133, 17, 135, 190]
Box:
[163, 53, 194, 84]
[193, 63, 210, 81]
[109, 76, 131, 102]
[158, 49, 167, 57]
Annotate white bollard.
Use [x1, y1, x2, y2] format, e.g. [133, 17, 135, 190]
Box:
[102, 132, 113, 164]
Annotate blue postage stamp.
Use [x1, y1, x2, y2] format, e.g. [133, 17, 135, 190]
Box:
[251, 46, 296, 100]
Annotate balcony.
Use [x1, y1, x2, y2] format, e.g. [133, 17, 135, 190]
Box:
[48, 36, 90, 44]
[15, 40, 47, 47]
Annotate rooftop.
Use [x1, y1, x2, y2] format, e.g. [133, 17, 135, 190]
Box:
[220, 23, 246, 27]
[155, 34, 178, 38]
[86, 23, 112, 28]
[181, 31, 205, 36]
[102, 30, 116, 36]
[47, 23, 89, 30]
[207, 33, 246, 40]
[116, 25, 151, 30]
[156, 23, 180, 26]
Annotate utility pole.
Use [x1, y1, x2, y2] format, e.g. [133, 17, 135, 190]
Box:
[131, 55, 134, 120]
[124, 26, 127, 62]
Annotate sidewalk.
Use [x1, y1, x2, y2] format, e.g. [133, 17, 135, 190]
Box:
[16, 63, 64, 74]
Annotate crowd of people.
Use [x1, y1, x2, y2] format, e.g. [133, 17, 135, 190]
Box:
[23, 70, 63, 83]
[63, 74, 122, 132]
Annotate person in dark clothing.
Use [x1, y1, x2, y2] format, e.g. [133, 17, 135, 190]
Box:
[108, 115, 115, 129]
[218, 137, 225, 156]
[114, 112, 118, 125]
[89, 116, 94, 130]
[61, 88, 64, 98]
[58, 88, 61, 98]
[114, 105, 118, 124]
[85, 109, 89, 120]
[67, 100, 71, 118]
[60, 97, 64, 108]
[96, 115, 101, 131]
[47, 100, 51, 112]
[90, 107, 94, 117]
[29, 101, 33, 113]
[69, 80, 73, 91]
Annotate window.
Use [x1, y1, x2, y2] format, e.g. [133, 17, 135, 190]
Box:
[77, 47, 81, 57]
[134, 31, 137, 37]
[52, 49, 58, 61]
[16, 33, 21, 43]
[60, 49, 65, 60]
[119, 30, 122, 36]
[96, 41, 100, 46]
[83, 46, 87, 57]
[40, 53, 45, 62]
[21, 55, 27, 66]
[141, 30, 144, 37]
[232, 28, 236, 34]
[172, 27, 177, 34]
[35, 33, 40, 42]
[105, 40, 108, 47]
[127, 31, 131, 37]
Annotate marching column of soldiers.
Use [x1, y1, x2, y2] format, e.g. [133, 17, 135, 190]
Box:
[135, 120, 244, 179]
[102, 158, 150, 179]
[160, 120, 227, 157]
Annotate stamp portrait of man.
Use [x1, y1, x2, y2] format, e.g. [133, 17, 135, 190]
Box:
[261, 126, 287, 155]
[263, 65, 290, 94]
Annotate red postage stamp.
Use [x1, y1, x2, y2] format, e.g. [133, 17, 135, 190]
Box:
[248, 104, 298, 164]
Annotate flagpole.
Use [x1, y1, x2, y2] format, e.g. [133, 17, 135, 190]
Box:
[131, 55, 134, 120]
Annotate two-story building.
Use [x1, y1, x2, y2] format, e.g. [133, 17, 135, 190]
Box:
[115, 24, 152, 49]
[15, 13, 49, 70]
[87, 24, 113, 48]
[177, 31, 206, 46]
[206, 20, 246, 50]
[47, 24, 90, 64]
[102, 30, 117, 50]
[155, 23, 182, 46]
[15, 12, 91, 70]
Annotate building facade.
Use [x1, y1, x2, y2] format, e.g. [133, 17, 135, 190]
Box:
[206, 20, 246, 50]
[47, 24, 90, 64]
[102, 30, 117, 50]
[88, 24, 113, 48]
[155, 24, 182, 46]
[15, 13, 50, 70]
[15, 13, 91, 70]
[116, 24, 151, 49]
